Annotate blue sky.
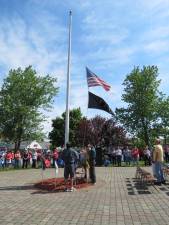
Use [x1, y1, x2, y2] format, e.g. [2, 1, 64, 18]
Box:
[1, 0, 169, 134]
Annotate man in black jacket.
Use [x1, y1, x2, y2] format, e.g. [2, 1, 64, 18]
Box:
[88, 144, 96, 184]
[62, 142, 78, 192]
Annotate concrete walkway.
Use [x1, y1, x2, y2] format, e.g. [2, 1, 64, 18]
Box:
[0, 167, 169, 225]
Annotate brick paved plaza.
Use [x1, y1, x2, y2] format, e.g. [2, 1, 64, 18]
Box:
[1, 167, 169, 225]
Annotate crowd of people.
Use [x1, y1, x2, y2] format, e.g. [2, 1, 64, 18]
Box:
[0, 143, 96, 192]
[0, 145, 94, 171]
[0, 148, 64, 169]
[0, 143, 168, 171]
[104, 145, 152, 167]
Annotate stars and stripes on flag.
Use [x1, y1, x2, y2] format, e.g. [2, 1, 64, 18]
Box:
[86, 67, 111, 91]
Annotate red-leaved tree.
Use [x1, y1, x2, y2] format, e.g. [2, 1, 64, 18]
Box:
[75, 115, 128, 147]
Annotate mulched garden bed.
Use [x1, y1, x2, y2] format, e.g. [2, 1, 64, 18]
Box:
[35, 177, 92, 192]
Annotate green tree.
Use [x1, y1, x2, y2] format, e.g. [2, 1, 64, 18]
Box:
[0, 66, 58, 149]
[49, 108, 83, 147]
[115, 66, 162, 147]
[154, 97, 169, 144]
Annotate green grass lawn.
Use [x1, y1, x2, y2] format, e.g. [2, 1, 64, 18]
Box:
[107, 160, 149, 167]
[0, 160, 154, 172]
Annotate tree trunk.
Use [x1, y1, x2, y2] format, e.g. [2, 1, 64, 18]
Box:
[14, 142, 17, 151]
[15, 140, 21, 150]
[164, 135, 167, 145]
[142, 118, 151, 149]
[15, 125, 23, 150]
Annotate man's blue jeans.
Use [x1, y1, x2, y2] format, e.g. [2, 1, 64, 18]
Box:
[154, 161, 165, 183]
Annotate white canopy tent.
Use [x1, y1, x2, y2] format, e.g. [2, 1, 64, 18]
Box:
[27, 140, 42, 150]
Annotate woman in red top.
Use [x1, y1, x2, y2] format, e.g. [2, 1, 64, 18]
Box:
[5, 151, 13, 167]
[131, 147, 139, 166]
[14, 150, 21, 168]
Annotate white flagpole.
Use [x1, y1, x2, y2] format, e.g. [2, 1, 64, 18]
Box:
[41, 158, 44, 184]
[54, 161, 59, 189]
[65, 10, 72, 146]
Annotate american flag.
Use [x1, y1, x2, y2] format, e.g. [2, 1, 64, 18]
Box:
[86, 67, 111, 91]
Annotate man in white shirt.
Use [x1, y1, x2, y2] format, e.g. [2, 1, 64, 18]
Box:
[143, 146, 151, 166]
[32, 150, 38, 168]
[116, 146, 122, 166]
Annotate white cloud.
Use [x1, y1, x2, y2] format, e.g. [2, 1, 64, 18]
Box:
[143, 40, 169, 54]
[139, 0, 169, 13]
[144, 25, 169, 40]
[0, 15, 67, 76]
[70, 83, 88, 111]
[85, 46, 136, 67]
[41, 104, 66, 135]
[83, 30, 128, 46]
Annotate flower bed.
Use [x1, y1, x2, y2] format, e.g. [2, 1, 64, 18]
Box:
[35, 177, 92, 192]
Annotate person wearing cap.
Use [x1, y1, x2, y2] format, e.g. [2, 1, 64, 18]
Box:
[61, 142, 78, 192]
[153, 139, 165, 185]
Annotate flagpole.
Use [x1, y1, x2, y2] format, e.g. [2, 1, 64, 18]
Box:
[82, 79, 90, 147]
[65, 10, 72, 146]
